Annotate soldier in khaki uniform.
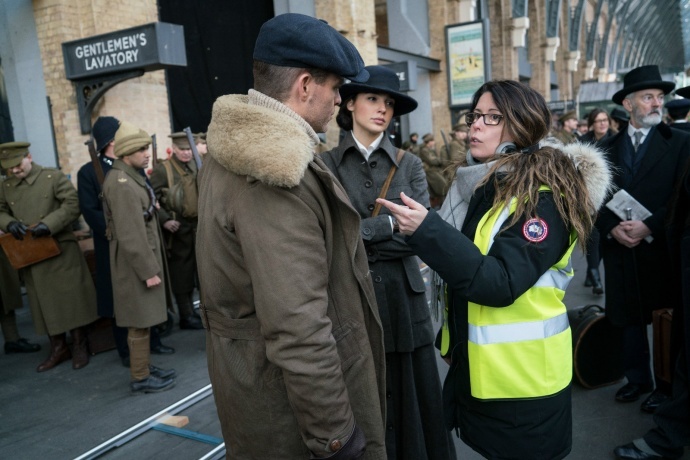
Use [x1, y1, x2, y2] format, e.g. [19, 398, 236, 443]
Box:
[0, 142, 97, 372]
[103, 122, 175, 393]
[149, 133, 203, 330]
[553, 110, 579, 144]
[418, 133, 445, 208]
[446, 122, 469, 164]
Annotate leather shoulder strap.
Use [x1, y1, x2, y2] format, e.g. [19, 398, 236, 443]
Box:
[371, 149, 405, 217]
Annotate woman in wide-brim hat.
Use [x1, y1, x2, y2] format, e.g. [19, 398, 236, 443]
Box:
[320, 65, 456, 460]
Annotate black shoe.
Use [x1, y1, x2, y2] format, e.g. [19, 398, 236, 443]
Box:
[121, 356, 130, 367]
[179, 315, 204, 330]
[4, 338, 41, 354]
[130, 375, 175, 394]
[616, 383, 654, 402]
[151, 344, 175, 354]
[584, 273, 593, 287]
[641, 390, 668, 413]
[588, 268, 604, 295]
[149, 364, 176, 379]
[613, 442, 663, 459]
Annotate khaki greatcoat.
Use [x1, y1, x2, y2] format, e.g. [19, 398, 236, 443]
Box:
[103, 160, 167, 328]
[0, 164, 97, 335]
[198, 91, 386, 459]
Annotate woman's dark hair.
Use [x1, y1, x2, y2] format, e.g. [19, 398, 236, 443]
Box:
[335, 94, 357, 131]
[586, 108, 610, 129]
[469, 80, 552, 150]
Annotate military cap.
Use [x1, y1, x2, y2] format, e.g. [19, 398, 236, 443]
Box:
[422, 133, 434, 143]
[114, 122, 151, 158]
[0, 142, 30, 169]
[558, 110, 577, 123]
[452, 123, 469, 133]
[92, 116, 120, 153]
[169, 132, 192, 149]
[253, 13, 368, 83]
[665, 98, 690, 110]
[193, 132, 207, 144]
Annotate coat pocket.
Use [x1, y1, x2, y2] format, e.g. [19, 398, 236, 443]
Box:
[332, 322, 363, 373]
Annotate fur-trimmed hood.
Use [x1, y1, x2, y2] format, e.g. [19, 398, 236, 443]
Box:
[541, 139, 614, 213]
[205, 90, 319, 188]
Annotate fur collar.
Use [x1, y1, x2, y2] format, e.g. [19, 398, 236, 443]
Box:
[541, 139, 614, 212]
[206, 90, 319, 188]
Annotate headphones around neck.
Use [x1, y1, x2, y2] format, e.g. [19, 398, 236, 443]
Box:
[495, 142, 517, 154]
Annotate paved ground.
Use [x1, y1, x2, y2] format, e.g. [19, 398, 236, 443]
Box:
[0, 249, 687, 459]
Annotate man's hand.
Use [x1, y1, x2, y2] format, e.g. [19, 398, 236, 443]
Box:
[146, 275, 162, 288]
[31, 222, 51, 238]
[7, 221, 27, 240]
[610, 223, 642, 248]
[163, 220, 180, 233]
[619, 220, 651, 241]
[376, 192, 428, 235]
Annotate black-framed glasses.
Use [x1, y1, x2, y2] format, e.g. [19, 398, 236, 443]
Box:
[465, 112, 504, 126]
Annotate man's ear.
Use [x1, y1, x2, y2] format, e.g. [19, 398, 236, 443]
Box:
[622, 97, 633, 113]
[294, 71, 313, 102]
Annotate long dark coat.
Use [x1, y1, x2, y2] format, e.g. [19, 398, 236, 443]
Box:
[321, 132, 455, 460]
[149, 156, 197, 296]
[77, 156, 115, 317]
[597, 123, 690, 326]
[0, 246, 22, 313]
[103, 160, 167, 328]
[197, 92, 386, 459]
[0, 164, 98, 335]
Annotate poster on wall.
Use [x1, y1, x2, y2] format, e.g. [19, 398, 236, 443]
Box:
[445, 19, 491, 108]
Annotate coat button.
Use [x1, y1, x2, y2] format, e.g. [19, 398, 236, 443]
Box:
[330, 439, 342, 451]
[374, 276, 382, 283]
[363, 228, 371, 235]
[364, 180, 372, 188]
[367, 250, 374, 256]
[370, 161, 377, 168]
[367, 204, 375, 211]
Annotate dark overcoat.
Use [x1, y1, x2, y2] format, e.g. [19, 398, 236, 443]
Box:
[197, 92, 386, 459]
[103, 160, 167, 328]
[149, 156, 197, 295]
[0, 164, 98, 335]
[321, 132, 455, 460]
[0, 246, 22, 313]
[597, 123, 690, 326]
[77, 156, 115, 317]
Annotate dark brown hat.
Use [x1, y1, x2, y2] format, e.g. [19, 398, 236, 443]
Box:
[612, 65, 675, 105]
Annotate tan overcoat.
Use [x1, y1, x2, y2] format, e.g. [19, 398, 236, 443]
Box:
[0, 164, 97, 335]
[103, 160, 167, 328]
[197, 91, 386, 459]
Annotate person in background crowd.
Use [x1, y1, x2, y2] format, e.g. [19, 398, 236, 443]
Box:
[580, 108, 616, 145]
[419, 133, 445, 208]
[610, 107, 630, 133]
[665, 98, 690, 133]
[553, 110, 579, 144]
[614, 86, 690, 460]
[597, 65, 690, 414]
[0, 142, 98, 372]
[195, 13, 386, 459]
[446, 122, 469, 164]
[77, 116, 174, 367]
[377, 79, 612, 460]
[321, 65, 456, 460]
[102, 121, 176, 394]
[150, 133, 203, 330]
[194, 132, 208, 156]
[577, 119, 589, 137]
[409, 132, 420, 155]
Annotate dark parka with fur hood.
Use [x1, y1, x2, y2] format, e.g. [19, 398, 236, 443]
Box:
[196, 90, 386, 459]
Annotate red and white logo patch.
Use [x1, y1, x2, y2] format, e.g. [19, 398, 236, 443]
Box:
[522, 218, 548, 243]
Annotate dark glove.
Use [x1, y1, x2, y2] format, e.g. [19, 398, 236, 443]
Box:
[311, 424, 366, 460]
[31, 222, 51, 238]
[7, 221, 27, 240]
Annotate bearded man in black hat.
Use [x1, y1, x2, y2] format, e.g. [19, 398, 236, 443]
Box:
[77, 116, 174, 367]
[596, 65, 690, 417]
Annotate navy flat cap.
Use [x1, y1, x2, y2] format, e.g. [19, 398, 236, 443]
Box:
[666, 98, 690, 110]
[254, 13, 368, 83]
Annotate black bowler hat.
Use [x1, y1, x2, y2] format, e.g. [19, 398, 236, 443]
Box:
[253, 13, 368, 83]
[675, 85, 690, 99]
[339, 66, 418, 116]
[92, 116, 120, 153]
[612, 65, 675, 105]
[610, 107, 629, 122]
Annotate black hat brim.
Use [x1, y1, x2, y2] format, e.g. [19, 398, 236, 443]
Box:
[612, 81, 676, 105]
[339, 83, 418, 117]
[676, 86, 690, 99]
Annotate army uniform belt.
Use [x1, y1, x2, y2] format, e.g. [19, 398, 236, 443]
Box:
[198, 304, 261, 340]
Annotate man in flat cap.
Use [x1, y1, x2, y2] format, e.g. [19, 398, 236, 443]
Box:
[196, 13, 386, 459]
[596, 65, 690, 418]
[665, 98, 690, 133]
[77, 116, 174, 367]
[0, 142, 98, 372]
[102, 121, 176, 394]
[553, 110, 579, 144]
[150, 132, 203, 330]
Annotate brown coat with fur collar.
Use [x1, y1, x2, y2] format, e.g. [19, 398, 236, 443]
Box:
[197, 91, 386, 459]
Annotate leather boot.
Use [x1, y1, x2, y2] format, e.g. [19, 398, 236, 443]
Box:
[176, 293, 203, 330]
[588, 268, 604, 295]
[71, 327, 90, 370]
[36, 333, 72, 372]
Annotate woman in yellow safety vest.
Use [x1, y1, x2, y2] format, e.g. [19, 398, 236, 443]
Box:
[377, 80, 612, 460]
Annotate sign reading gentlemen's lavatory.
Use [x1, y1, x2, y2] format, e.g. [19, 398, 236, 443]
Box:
[62, 22, 186, 80]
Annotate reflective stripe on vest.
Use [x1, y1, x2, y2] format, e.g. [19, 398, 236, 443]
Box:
[467, 187, 575, 400]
